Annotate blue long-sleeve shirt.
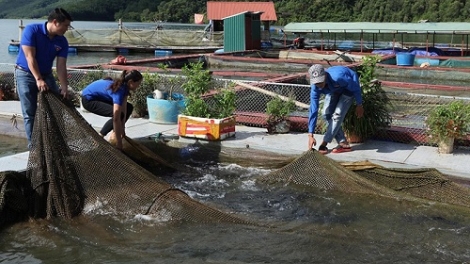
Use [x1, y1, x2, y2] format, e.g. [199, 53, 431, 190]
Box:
[308, 66, 362, 133]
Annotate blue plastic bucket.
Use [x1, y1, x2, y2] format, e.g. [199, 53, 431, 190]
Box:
[396, 52, 415, 66]
[154, 50, 172, 57]
[146, 94, 185, 124]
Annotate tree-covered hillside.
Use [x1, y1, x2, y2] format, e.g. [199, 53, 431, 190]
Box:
[1, 0, 470, 24]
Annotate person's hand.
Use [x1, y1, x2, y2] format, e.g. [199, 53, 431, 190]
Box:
[356, 105, 364, 118]
[116, 142, 123, 151]
[308, 134, 316, 150]
[60, 87, 68, 99]
[36, 79, 48, 92]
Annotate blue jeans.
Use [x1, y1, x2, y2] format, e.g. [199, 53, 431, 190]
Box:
[321, 92, 353, 144]
[15, 68, 59, 148]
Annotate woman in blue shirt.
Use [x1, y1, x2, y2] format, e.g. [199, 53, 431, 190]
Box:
[81, 69, 143, 150]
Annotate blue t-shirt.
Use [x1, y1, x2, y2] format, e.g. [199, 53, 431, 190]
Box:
[16, 22, 69, 75]
[81, 79, 128, 106]
[308, 66, 362, 133]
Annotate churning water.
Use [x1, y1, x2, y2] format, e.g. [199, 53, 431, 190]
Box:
[2, 158, 470, 263]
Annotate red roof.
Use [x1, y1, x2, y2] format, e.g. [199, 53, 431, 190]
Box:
[207, 1, 277, 21]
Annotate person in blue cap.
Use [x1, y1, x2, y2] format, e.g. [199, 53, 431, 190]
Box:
[15, 8, 73, 148]
[81, 70, 143, 151]
[307, 64, 364, 154]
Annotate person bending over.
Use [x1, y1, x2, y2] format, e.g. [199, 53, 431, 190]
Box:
[307, 64, 364, 154]
[81, 70, 143, 150]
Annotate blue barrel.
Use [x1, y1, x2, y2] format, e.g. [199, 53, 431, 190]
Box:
[396, 52, 415, 66]
[68, 47, 78, 54]
[154, 50, 172, 57]
[118, 48, 129, 54]
[146, 94, 185, 124]
[261, 42, 273, 50]
[8, 44, 19, 53]
[214, 48, 224, 54]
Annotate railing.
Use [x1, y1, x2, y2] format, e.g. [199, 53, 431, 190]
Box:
[1, 63, 469, 147]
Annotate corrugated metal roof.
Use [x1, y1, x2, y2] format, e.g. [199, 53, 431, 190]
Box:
[283, 22, 470, 34]
[207, 1, 277, 21]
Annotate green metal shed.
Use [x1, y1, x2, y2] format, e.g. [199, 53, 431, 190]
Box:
[223, 11, 262, 52]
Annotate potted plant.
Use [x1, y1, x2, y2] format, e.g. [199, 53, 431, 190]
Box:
[265, 96, 296, 134]
[178, 61, 236, 141]
[425, 100, 470, 154]
[145, 66, 186, 124]
[343, 55, 392, 143]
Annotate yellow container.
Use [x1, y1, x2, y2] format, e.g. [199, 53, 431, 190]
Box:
[177, 114, 236, 140]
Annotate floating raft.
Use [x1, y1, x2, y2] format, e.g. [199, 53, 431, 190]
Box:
[8, 41, 222, 54]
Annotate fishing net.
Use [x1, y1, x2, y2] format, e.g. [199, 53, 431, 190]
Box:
[2, 91, 470, 231]
[257, 150, 470, 210]
[24, 92, 249, 225]
[65, 29, 223, 49]
[0, 171, 30, 228]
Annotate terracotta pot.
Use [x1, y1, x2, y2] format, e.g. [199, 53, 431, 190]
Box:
[346, 132, 364, 143]
[438, 137, 454, 154]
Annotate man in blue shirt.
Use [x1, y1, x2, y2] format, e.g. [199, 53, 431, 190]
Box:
[307, 64, 364, 154]
[15, 8, 73, 148]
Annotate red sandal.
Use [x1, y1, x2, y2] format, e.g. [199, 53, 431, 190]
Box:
[332, 145, 352, 153]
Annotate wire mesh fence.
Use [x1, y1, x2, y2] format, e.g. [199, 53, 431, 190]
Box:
[1, 63, 469, 147]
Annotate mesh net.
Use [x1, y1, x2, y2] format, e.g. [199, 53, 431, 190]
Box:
[25, 92, 249, 225]
[2, 91, 470, 230]
[354, 166, 470, 208]
[65, 29, 223, 48]
[257, 150, 470, 210]
[0, 171, 31, 228]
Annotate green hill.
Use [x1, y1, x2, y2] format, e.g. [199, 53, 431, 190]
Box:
[1, 0, 469, 24]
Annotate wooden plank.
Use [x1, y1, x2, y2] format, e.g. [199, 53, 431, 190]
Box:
[234, 81, 310, 109]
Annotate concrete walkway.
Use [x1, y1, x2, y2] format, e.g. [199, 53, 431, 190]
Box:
[0, 100, 469, 180]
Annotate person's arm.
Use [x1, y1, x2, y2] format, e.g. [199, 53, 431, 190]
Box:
[308, 86, 321, 148]
[112, 103, 124, 150]
[22, 46, 48, 91]
[121, 95, 128, 137]
[56, 56, 68, 98]
[308, 86, 320, 134]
